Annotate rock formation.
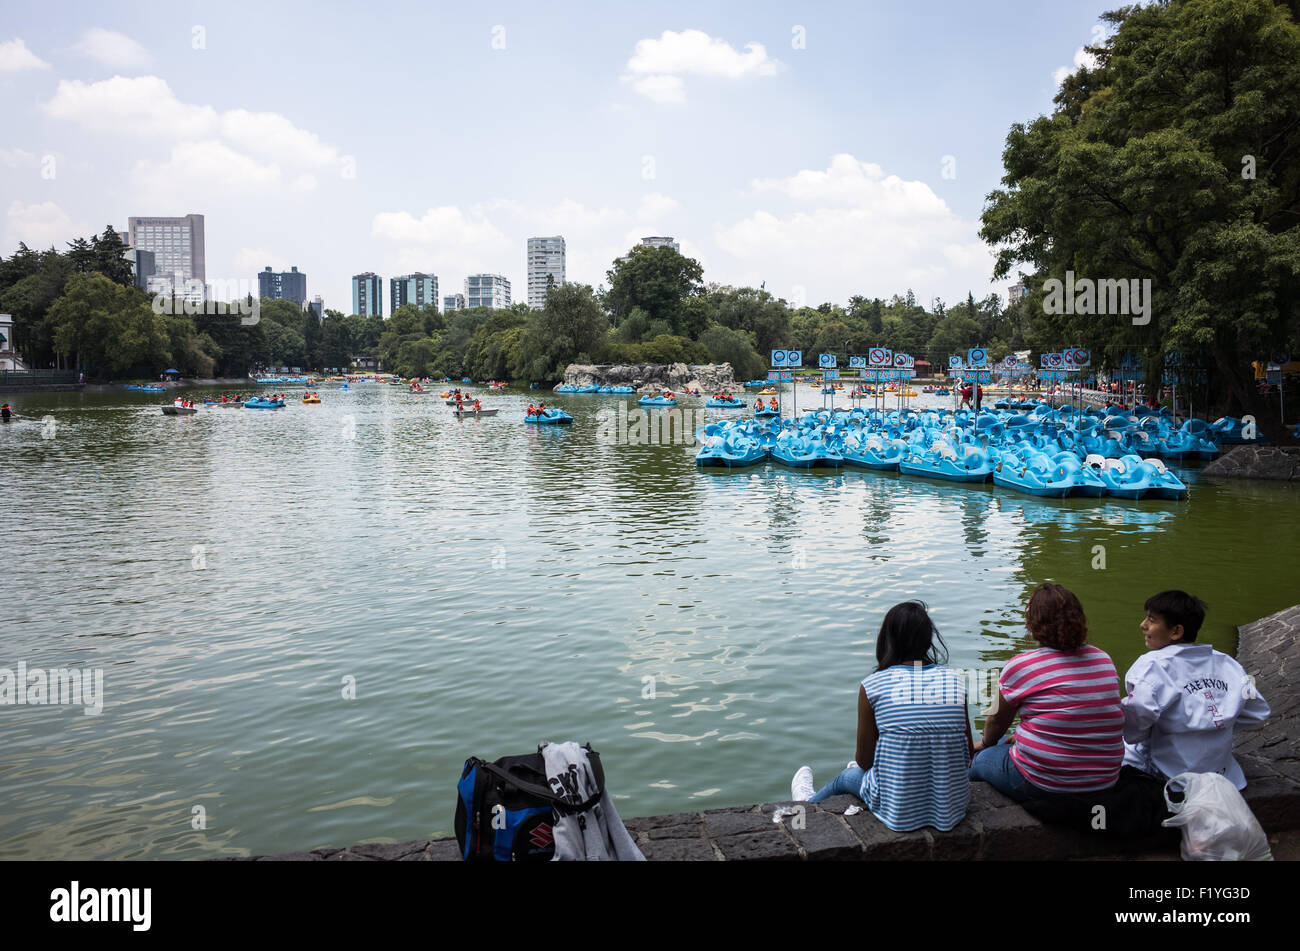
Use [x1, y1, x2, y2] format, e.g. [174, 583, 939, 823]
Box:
[1200, 445, 1300, 481]
[561, 363, 737, 393]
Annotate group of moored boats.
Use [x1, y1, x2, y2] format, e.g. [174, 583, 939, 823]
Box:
[692, 402, 1266, 499]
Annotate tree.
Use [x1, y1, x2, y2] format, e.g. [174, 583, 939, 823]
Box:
[516, 283, 608, 380]
[699, 324, 764, 380]
[92, 226, 134, 286]
[981, 0, 1300, 433]
[604, 245, 705, 336]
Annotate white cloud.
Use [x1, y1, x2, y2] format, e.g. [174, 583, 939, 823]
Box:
[46, 76, 218, 138]
[624, 29, 780, 102]
[635, 193, 678, 222]
[0, 147, 38, 169]
[235, 248, 289, 274]
[44, 77, 341, 179]
[131, 140, 285, 207]
[631, 75, 685, 104]
[627, 29, 779, 79]
[1054, 46, 1099, 86]
[371, 196, 694, 294]
[0, 38, 49, 72]
[220, 109, 339, 168]
[73, 28, 150, 68]
[4, 200, 91, 254]
[714, 154, 999, 306]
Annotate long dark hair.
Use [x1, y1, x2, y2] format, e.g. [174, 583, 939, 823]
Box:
[876, 600, 949, 671]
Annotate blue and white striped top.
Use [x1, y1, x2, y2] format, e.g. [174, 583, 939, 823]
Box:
[859, 664, 971, 832]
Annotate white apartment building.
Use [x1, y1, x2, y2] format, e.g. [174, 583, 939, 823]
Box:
[465, 274, 511, 310]
[526, 236, 566, 309]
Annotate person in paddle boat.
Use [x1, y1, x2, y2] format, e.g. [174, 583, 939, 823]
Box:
[768, 397, 778, 410]
[754, 397, 763, 411]
[790, 601, 972, 833]
[526, 404, 536, 417]
[1, 403, 11, 421]
[473, 399, 481, 411]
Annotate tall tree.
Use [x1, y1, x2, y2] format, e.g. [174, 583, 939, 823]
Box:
[604, 245, 705, 336]
[981, 0, 1300, 432]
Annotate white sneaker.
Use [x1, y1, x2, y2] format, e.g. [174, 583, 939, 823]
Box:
[791, 766, 815, 801]
[846, 760, 859, 770]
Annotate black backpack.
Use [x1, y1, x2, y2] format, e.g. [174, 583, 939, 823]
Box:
[454, 746, 606, 861]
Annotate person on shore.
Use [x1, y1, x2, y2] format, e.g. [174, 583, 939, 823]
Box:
[969, 583, 1124, 802]
[790, 601, 971, 832]
[1122, 591, 1270, 790]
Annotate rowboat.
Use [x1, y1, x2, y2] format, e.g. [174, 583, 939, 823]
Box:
[453, 408, 499, 417]
[161, 405, 198, 415]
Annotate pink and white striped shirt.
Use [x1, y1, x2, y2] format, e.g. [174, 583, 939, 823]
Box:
[999, 644, 1124, 792]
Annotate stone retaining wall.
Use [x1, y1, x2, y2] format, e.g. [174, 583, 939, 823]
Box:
[1202, 446, 1300, 481]
[241, 604, 1300, 861]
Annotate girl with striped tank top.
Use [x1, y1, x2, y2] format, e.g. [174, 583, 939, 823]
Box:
[790, 602, 972, 832]
[970, 583, 1124, 801]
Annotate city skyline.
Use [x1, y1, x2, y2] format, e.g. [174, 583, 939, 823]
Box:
[1, 2, 1110, 316]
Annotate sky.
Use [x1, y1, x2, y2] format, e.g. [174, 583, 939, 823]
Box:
[0, 0, 1109, 316]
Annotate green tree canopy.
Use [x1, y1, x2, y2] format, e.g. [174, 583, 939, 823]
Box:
[981, 0, 1300, 429]
[604, 245, 705, 336]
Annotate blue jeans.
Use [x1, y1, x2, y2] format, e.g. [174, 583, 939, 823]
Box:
[808, 765, 866, 803]
[969, 738, 1046, 803]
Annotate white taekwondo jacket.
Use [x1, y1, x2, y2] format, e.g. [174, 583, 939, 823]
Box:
[1122, 643, 1271, 789]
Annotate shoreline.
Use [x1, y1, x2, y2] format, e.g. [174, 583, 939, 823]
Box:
[232, 603, 1300, 861]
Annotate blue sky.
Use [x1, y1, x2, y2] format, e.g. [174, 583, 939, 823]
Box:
[1, 0, 1109, 314]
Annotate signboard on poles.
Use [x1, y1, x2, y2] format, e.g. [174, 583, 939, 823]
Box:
[819, 353, 837, 368]
[968, 348, 988, 367]
[771, 349, 803, 367]
[848, 355, 866, 368]
[869, 347, 891, 367]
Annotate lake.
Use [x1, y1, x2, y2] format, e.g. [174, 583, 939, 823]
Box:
[1, 383, 1296, 858]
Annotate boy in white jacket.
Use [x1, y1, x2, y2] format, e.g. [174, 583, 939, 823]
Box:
[1122, 591, 1271, 790]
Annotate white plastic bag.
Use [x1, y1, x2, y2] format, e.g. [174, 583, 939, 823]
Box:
[1162, 772, 1272, 861]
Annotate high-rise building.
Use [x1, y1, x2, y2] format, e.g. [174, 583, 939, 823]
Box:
[640, 236, 679, 252]
[616, 235, 681, 265]
[527, 236, 566, 309]
[465, 274, 510, 310]
[443, 294, 465, 313]
[122, 248, 156, 291]
[352, 272, 382, 316]
[258, 266, 308, 305]
[127, 214, 206, 290]
[390, 273, 439, 312]
[308, 296, 324, 321]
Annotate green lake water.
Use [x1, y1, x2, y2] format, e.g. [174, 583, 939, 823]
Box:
[1, 384, 1297, 858]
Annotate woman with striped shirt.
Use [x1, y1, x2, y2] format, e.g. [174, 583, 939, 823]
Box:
[970, 583, 1124, 801]
[791, 602, 972, 832]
